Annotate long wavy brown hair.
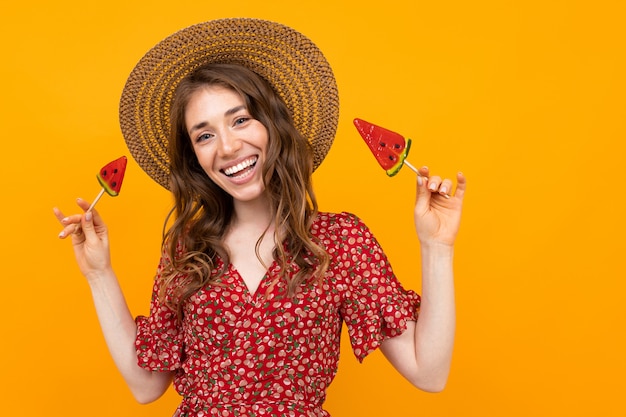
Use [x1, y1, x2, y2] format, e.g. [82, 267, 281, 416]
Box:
[159, 63, 329, 317]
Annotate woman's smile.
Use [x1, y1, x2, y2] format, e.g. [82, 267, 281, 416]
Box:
[222, 156, 258, 178]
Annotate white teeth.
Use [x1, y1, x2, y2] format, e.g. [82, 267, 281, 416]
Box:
[223, 157, 257, 176]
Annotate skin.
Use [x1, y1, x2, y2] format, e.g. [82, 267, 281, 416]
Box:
[53, 85, 466, 401]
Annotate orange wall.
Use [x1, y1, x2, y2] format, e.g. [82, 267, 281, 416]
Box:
[1, 0, 625, 415]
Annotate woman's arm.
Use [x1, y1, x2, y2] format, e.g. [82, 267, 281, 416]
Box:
[55, 199, 174, 403]
[380, 168, 466, 392]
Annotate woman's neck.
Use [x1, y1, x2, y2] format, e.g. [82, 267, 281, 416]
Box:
[231, 194, 273, 230]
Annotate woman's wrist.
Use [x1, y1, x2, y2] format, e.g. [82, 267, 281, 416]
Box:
[84, 266, 116, 286]
[419, 240, 455, 254]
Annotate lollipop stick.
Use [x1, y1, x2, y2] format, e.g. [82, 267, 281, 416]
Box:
[70, 188, 105, 235]
[404, 160, 419, 174]
[87, 188, 106, 212]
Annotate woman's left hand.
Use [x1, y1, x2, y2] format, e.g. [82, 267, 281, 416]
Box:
[414, 166, 466, 247]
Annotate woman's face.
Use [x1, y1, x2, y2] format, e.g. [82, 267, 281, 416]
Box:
[185, 85, 269, 204]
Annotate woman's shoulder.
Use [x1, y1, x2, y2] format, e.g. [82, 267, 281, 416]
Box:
[314, 211, 361, 227]
[312, 211, 372, 237]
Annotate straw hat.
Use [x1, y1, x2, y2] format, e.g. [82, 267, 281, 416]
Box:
[119, 18, 339, 190]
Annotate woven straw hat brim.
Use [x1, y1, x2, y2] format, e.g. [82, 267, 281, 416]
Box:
[119, 18, 339, 190]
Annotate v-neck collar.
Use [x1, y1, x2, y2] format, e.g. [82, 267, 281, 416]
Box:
[226, 259, 278, 299]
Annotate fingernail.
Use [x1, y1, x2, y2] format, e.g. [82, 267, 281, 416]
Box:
[58, 231, 65, 238]
[440, 186, 448, 194]
[429, 183, 437, 191]
[85, 212, 92, 222]
[417, 175, 423, 186]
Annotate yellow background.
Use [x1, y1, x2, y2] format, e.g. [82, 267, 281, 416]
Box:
[1, 0, 624, 415]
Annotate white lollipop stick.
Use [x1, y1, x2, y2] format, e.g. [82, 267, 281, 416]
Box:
[87, 188, 106, 212]
[403, 160, 419, 174]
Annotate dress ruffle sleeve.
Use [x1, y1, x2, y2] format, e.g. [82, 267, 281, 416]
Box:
[135, 253, 185, 372]
[335, 213, 421, 363]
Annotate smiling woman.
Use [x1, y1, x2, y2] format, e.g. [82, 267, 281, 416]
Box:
[52, 18, 466, 417]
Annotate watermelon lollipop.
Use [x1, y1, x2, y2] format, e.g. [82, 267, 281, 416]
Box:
[353, 118, 418, 176]
[87, 156, 128, 211]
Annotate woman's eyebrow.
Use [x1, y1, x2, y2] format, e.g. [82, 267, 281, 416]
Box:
[188, 105, 248, 134]
[188, 121, 208, 135]
[224, 105, 246, 116]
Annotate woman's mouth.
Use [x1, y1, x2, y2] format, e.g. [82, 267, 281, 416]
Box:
[222, 156, 258, 177]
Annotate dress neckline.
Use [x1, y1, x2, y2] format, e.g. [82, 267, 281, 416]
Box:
[226, 259, 277, 298]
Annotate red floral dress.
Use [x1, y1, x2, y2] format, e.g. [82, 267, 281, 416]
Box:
[135, 212, 420, 416]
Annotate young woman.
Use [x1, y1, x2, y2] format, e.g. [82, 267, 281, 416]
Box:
[54, 19, 466, 417]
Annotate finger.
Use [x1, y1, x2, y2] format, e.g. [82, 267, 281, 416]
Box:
[427, 175, 442, 193]
[87, 205, 104, 227]
[71, 223, 84, 238]
[418, 166, 430, 179]
[80, 210, 97, 240]
[76, 197, 92, 212]
[74, 197, 104, 225]
[453, 172, 467, 200]
[58, 222, 82, 239]
[415, 173, 432, 212]
[439, 178, 454, 197]
[57, 213, 83, 227]
[426, 176, 452, 200]
[53, 207, 66, 223]
[54, 207, 80, 238]
[53, 208, 82, 227]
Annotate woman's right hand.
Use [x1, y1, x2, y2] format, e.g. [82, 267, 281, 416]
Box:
[53, 198, 112, 281]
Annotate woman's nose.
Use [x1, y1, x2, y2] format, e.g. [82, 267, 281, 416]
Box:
[216, 131, 242, 156]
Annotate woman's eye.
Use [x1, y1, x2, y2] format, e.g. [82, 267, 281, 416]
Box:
[197, 133, 213, 142]
[234, 117, 249, 126]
